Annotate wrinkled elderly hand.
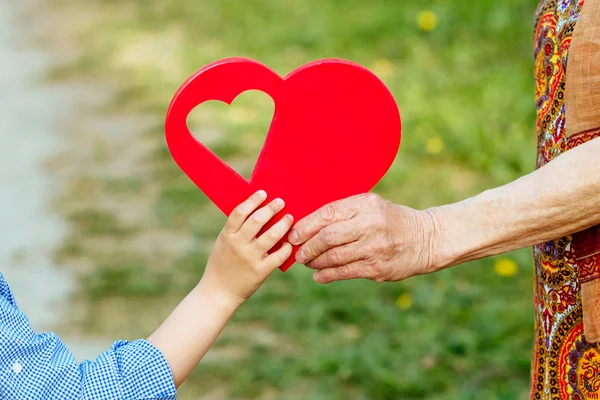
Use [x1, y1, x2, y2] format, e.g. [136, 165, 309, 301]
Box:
[288, 193, 445, 283]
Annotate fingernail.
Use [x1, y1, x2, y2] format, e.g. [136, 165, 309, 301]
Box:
[286, 214, 294, 223]
[289, 230, 299, 244]
[257, 190, 267, 199]
[274, 198, 284, 207]
[296, 249, 306, 263]
[313, 272, 324, 283]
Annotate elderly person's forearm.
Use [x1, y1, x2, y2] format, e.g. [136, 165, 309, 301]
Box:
[289, 137, 599, 283]
[432, 137, 600, 269]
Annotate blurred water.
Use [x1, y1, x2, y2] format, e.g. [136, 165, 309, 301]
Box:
[0, 1, 107, 361]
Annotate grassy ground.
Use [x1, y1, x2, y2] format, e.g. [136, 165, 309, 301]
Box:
[46, 0, 539, 398]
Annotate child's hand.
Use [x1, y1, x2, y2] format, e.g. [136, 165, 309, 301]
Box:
[200, 190, 293, 306]
[149, 192, 292, 386]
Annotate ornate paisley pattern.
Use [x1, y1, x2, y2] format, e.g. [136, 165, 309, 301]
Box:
[531, 0, 600, 398]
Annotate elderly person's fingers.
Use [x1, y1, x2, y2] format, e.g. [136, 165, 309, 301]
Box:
[296, 221, 362, 264]
[288, 196, 361, 246]
[312, 262, 375, 283]
[305, 243, 363, 270]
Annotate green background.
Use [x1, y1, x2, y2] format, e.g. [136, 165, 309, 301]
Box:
[49, 0, 540, 398]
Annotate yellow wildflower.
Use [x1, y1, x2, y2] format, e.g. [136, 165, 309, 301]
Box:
[426, 136, 444, 154]
[494, 258, 518, 277]
[371, 59, 393, 79]
[417, 10, 439, 32]
[396, 293, 413, 310]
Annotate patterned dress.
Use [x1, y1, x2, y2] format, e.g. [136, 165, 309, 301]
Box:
[532, 0, 600, 398]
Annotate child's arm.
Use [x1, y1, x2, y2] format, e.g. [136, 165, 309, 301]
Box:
[0, 191, 291, 399]
[147, 190, 293, 387]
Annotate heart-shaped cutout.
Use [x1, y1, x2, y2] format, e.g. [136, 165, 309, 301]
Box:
[165, 57, 401, 271]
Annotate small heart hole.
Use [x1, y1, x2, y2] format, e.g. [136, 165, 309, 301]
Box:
[186, 90, 275, 181]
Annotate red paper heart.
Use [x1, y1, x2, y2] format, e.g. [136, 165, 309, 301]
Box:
[165, 57, 401, 271]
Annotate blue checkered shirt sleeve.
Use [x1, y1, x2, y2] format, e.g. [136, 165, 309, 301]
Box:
[0, 273, 177, 399]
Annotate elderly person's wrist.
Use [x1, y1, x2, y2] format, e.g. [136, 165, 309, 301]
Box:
[422, 195, 498, 271]
[419, 204, 465, 272]
[387, 203, 457, 275]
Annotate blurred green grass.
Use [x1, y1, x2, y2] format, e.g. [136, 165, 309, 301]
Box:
[51, 0, 539, 398]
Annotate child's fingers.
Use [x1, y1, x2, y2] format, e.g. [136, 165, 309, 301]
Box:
[225, 190, 268, 233]
[255, 214, 294, 253]
[237, 198, 285, 240]
[262, 242, 293, 271]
